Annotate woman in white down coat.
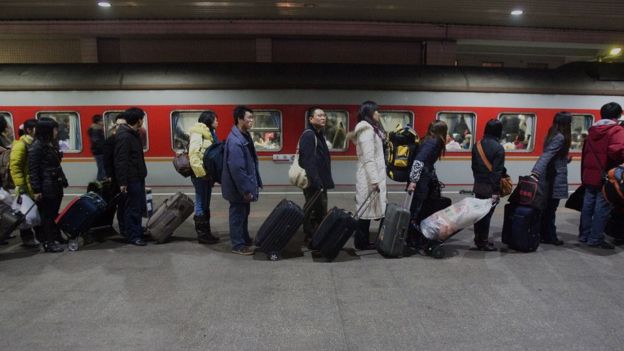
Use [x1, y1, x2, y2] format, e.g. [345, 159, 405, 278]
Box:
[351, 100, 388, 250]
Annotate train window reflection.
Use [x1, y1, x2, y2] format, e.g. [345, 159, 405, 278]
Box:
[36, 111, 82, 153]
[0, 112, 15, 145]
[437, 112, 476, 151]
[309, 110, 348, 151]
[498, 113, 536, 152]
[379, 111, 414, 132]
[103, 110, 149, 151]
[571, 114, 594, 152]
[250, 110, 282, 151]
[170, 110, 215, 152]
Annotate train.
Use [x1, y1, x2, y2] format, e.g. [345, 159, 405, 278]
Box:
[0, 62, 623, 188]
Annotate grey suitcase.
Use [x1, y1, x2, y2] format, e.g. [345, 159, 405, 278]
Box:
[376, 192, 413, 258]
[147, 192, 194, 244]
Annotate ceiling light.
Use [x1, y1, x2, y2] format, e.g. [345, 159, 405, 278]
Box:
[98, 1, 111, 7]
[610, 47, 622, 56]
[510, 9, 523, 16]
[276, 2, 304, 8]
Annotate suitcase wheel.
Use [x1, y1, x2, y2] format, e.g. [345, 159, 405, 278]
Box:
[67, 239, 79, 252]
[425, 242, 445, 259]
[267, 252, 281, 261]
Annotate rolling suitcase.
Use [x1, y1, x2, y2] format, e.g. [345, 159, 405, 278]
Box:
[311, 191, 375, 262]
[56, 192, 108, 250]
[146, 192, 194, 244]
[87, 180, 118, 229]
[0, 201, 26, 242]
[502, 203, 540, 252]
[255, 192, 321, 261]
[376, 192, 413, 258]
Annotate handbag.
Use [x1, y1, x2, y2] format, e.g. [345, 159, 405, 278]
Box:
[476, 141, 513, 197]
[173, 150, 193, 178]
[508, 175, 547, 210]
[565, 185, 585, 211]
[288, 130, 316, 189]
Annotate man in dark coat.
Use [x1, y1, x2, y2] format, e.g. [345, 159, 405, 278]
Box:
[88, 114, 106, 181]
[114, 107, 148, 246]
[299, 107, 334, 244]
[221, 106, 262, 255]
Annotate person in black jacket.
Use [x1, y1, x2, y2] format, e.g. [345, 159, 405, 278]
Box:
[472, 119, 506, 251]
[88, 114, 106, 181]
[28, 119, 67, 253]
[103, 113, 127, 237]
[299, 107, 335, 244]
[114, 107, 148, 246]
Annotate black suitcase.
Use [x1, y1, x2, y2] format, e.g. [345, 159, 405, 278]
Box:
[87, 181, 118, 229]
[502, 203, 540, 252]
[0, 201, 25, 242]
[255, 199, 304, 260]
[56, 192, 108, 250]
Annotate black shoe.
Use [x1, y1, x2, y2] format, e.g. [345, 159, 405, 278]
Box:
[129, 239, 147, 246]
[475, 243, 497, 251]
[43, 242, 64, 253]
[588, 241, 615, 249]
[198, 233, 219, 245]
[541, 238, 564, 246]
[21, 239, 40, 248]
[231, 246, 254, 256]
[354, 243, 376, 250]
[0, 240, 8, 245]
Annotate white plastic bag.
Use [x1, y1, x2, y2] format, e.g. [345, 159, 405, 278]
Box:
[420, 198, 493, 241]
[12, 194, 40, 229]
[0, 187, 13, 206]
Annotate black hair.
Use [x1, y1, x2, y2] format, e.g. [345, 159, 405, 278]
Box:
[425, 120, 448, 159]
[22, 119, 37, 137]
[124, 107, 145, 125]
[92, 114, 102, 124]
[306, 106, 323, 120]
[233, 105, 253, 126]
[601, 102, 623, 120]
[544, 111, 572, 156]
[0, 116, 7, 135]
[35, 119, 59, 144]
[198, 111, 217, 130]
[483, 119, 503, 140]
[357, 100, 386, 138]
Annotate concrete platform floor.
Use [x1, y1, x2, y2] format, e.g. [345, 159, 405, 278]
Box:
[1, 187, 624, 351]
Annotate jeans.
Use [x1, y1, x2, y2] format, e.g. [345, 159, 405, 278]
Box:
[539, 199, 561, 242]
[124, 180, 146, 242]
[191, 177, 213, 216]
[39, 196, 62, 243]
[303, 188, 328, 239]
[473, 193, 497, 246]
[229, 201, 251, 250]
[94, 154, 106, 181]
[580, 186, 613, 245]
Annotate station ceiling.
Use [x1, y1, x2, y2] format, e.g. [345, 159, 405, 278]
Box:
[1, 0, 623, 32]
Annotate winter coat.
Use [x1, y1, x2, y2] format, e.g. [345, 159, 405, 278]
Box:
[299, 125, 335, 190]
[581, 119, 624, 187]
[88, 123, 105, 155]
[532, 133, 569, 199]
[188, 122, 217, 178]
[28, 139, 67, 199]
[113, 124, 148, 187]
[221, 126, 262, 203]
[103, 135, 116, 181]
[10, 134, 34, 196]
[472, 135, 506, 196]
[353, 121, 387, 220]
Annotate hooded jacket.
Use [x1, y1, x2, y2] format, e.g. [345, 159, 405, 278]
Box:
[581, 119, 624, 187]
[10, 134, 34, 196]
[532, 132, 569, 199]
[188, 122, 216, 178]
[353, 121, 387, 220]
[28, 139, 67, 198]
[221, 125, 262, 203]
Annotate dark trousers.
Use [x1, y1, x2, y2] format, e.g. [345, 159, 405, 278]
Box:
[540, 198, 561, 242]
[303, 188, 327, 240]
[19, 229, 34, 243]
[354, 219, 372, 248]
[124, 180, 146, 242]
[473, 193, 496, 246]
[94, 154, 106, 181]
[229, 201, 251, 250]
[39, 196, 62, 243]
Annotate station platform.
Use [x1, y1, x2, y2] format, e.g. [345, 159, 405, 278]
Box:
[1, 186, 623, 351]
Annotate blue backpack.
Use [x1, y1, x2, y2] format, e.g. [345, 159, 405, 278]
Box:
[203, 142, 224, 183]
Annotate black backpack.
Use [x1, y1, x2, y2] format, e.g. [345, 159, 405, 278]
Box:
[386, 127, 419, 182]
[203, 142, 224, 183]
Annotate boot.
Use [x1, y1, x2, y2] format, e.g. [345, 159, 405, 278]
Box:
[43, 241, 64, 253]
[194, 214, 219, 245]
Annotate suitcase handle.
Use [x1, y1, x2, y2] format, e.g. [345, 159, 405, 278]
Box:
[402, 191, 414, 211]
[303, 190, 323, 217]
[354, 189, 379, 220]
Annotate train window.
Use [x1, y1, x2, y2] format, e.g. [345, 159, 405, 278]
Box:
[571, 114, 594, 152]
[0, 112, 15, 144]
[35, 111, 82, 153]
[498, 113, 536, 152]
[379, 111, 414, 132]
[103, 110, 149, 151]
[170, 110, 217, 152]
[437, 112, 476, 151]
[303, 109, 348, 151]
[250, 110, 282, 151]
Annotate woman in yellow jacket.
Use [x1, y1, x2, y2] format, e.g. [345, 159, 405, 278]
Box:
[188, 111, 220, 244]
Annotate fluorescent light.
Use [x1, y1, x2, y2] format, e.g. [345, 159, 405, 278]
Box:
[98, 1, 111, 7]
[610, 47, 622, 56]
[511, 9, 523, 16]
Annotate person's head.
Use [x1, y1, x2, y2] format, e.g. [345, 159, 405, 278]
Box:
[545, 111, 572, 154]
[124, 107, 144, 128]
[426, 120, 448, 158]
[306, 106, 326, 129]
[601, 102, 622, 120]
[22, 119, 37, 137]
[92, 114, 103, 125]
[233, 105, 254, 131]
[35, 119, 59, 143]
[357, 100, 381, 125]
[483, 119, 503, 140]
[0, 117, 7, 135]
[198, 111, 218, 130]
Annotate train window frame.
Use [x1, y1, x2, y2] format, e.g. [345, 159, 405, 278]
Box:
[0, 111, 16, 144]
[570, 114, 595, 153]
[102, 110, 150, 152]
[496, 112, 537, 153]
[35, 110, 83, 154]
[301, 109, 349, 152]
[378, 110, 415, 132]
[169, 110, 217, 152]
[250, 109, 283, 152]
[436, 111, 477, 152]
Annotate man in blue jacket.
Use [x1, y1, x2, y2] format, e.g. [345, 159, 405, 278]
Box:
[222, 106, 262, 255]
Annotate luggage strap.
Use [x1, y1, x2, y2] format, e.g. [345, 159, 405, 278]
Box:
[476, 141, 493, 172]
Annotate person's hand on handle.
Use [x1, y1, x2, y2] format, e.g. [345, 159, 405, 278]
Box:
[33, 193, 42, 201]
[120, 186, 127, 193]
[371, 183, 380, 193]
[491, 194, 501, 205]
[407, 182, 417, 193]
[243, 192, 254, 202]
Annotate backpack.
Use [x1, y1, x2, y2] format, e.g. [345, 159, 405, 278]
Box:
[386, 126, 419, 182]
[603, 165, 624, 207]
[0, 146, 14, 190]
[203, 142, 224, 183]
